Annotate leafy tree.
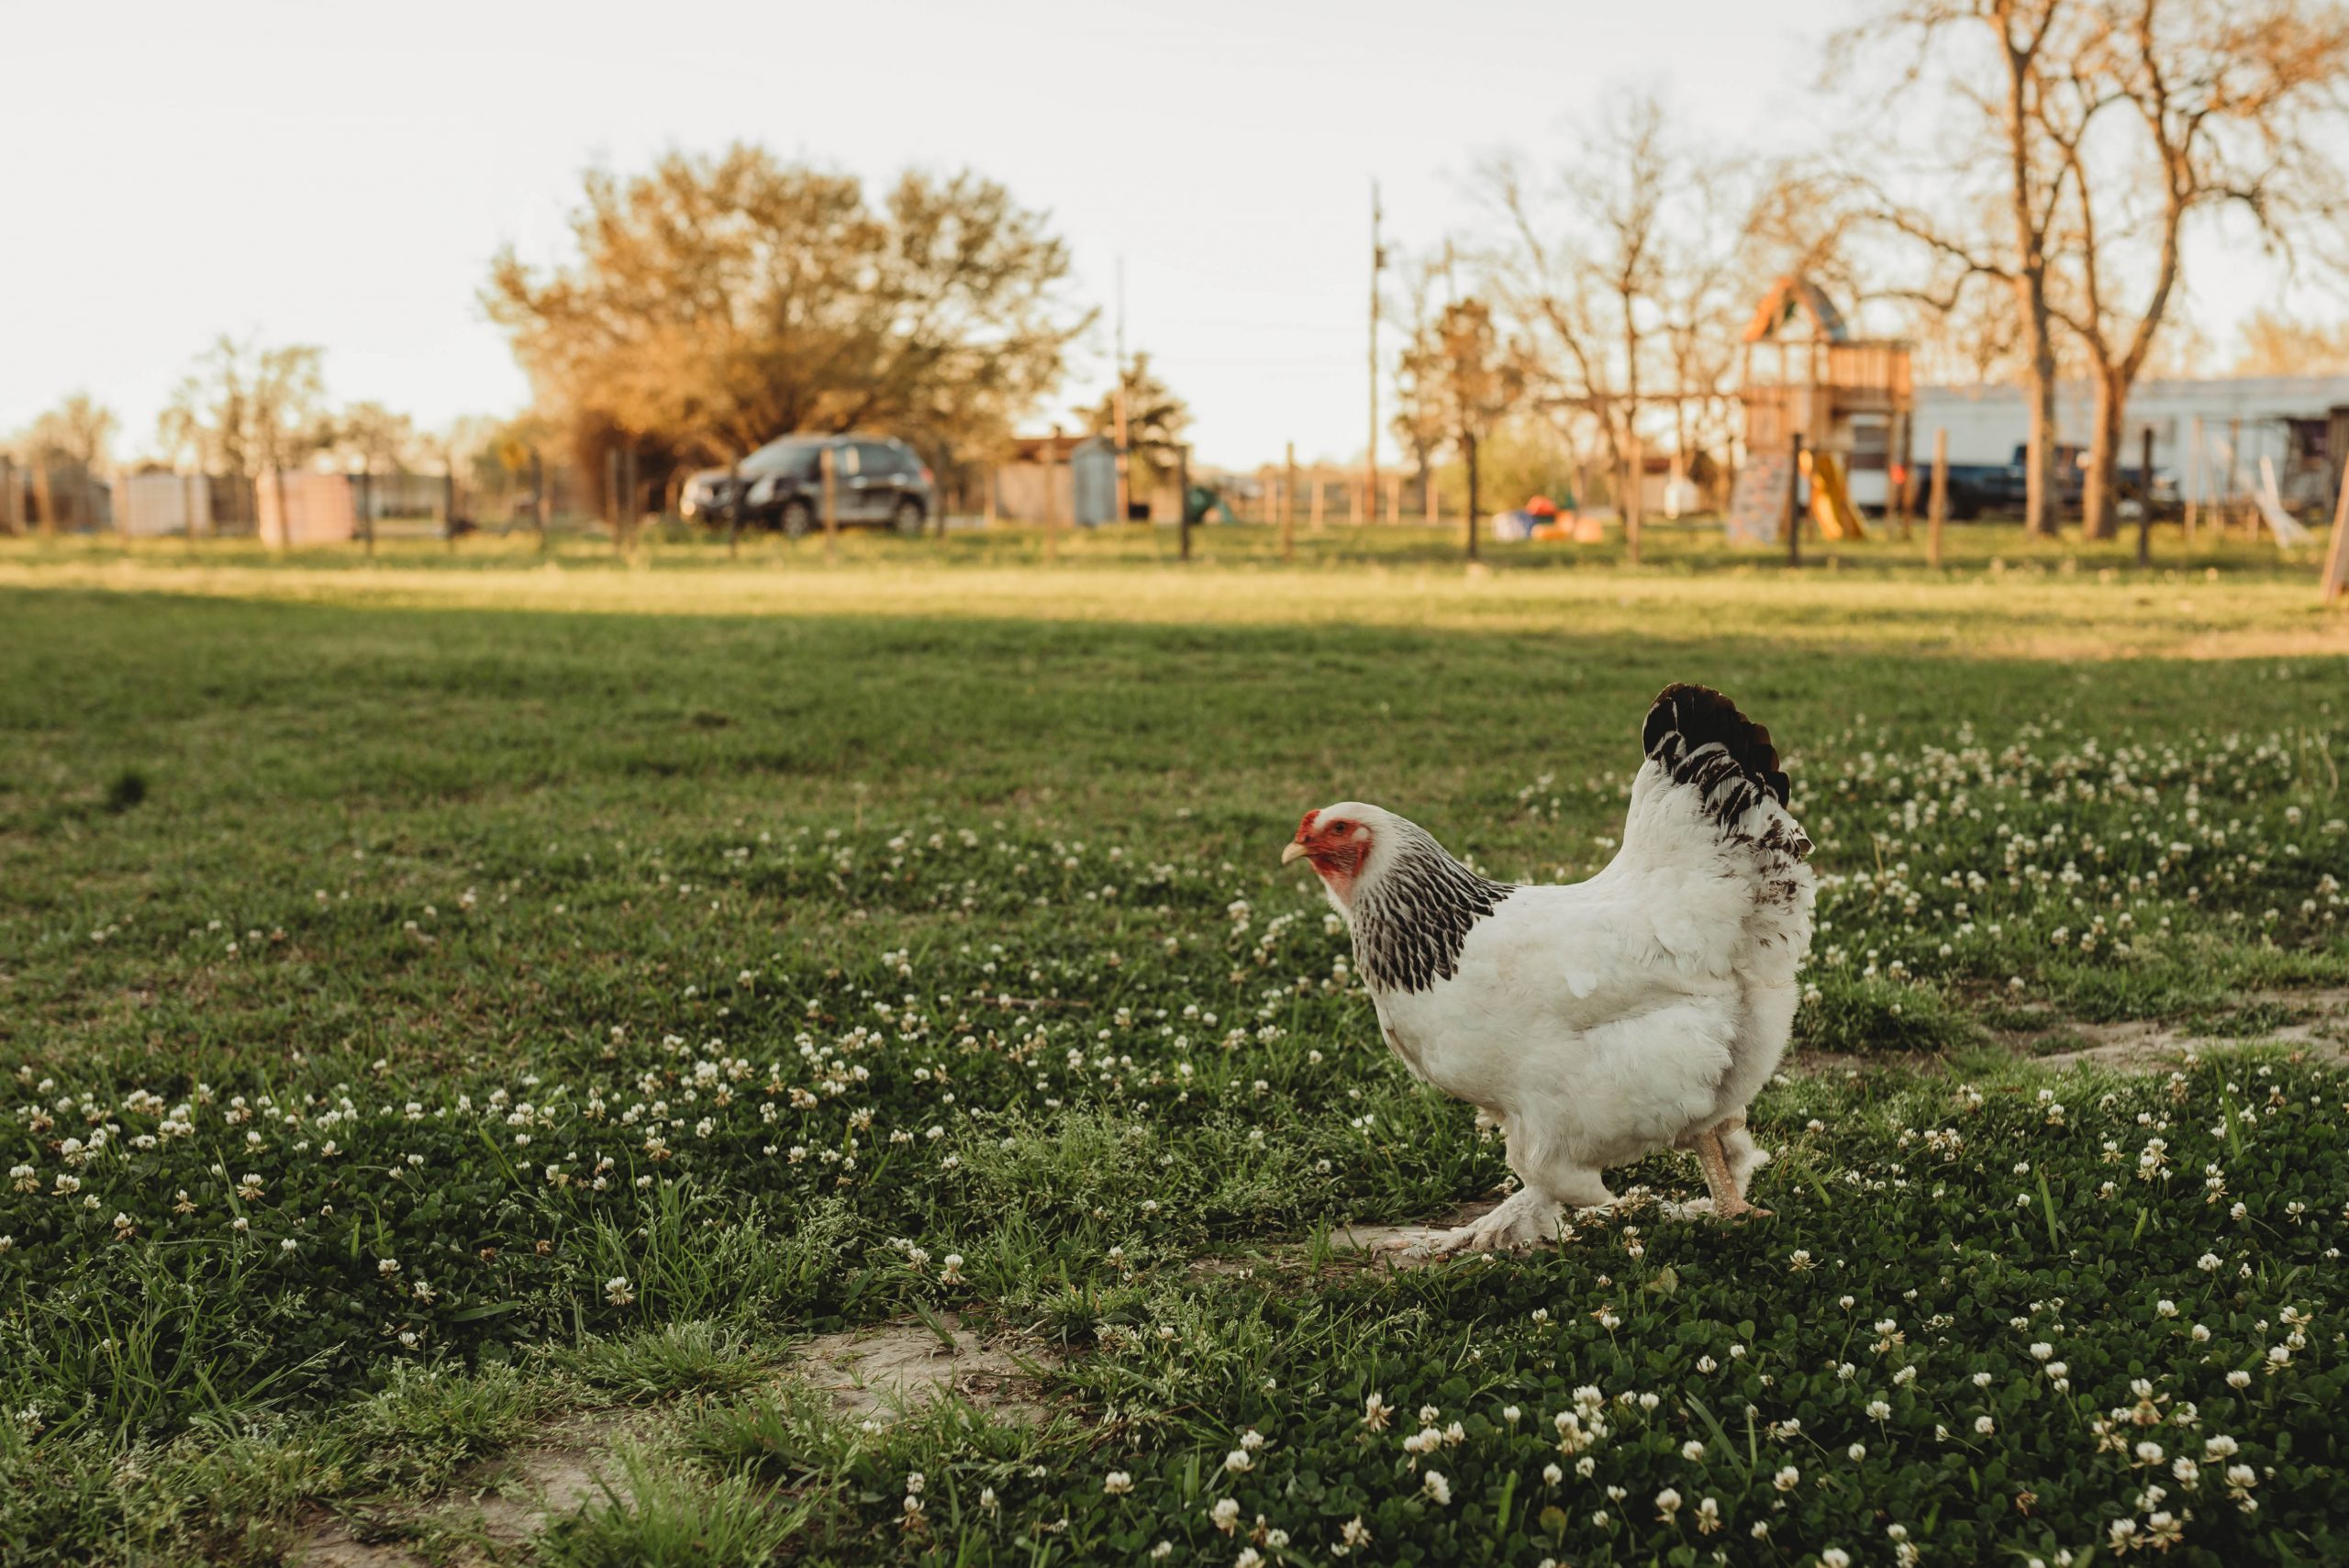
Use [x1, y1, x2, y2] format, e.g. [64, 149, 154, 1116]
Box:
[156, 338, 330, 479]
[329, 402, 419, 473]
[1431, 298, 1530, 562]
[10, 392, 117, 471]
[1084, 352, 1191, 488]
[1388, 253, 1454, 508]
[484, 145, 1089, 474]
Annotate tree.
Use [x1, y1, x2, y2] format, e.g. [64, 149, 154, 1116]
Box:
[1084, 352, 1191, 490]
[484, 146, 1089, 475]
[1838, 0, 2076, 539]
[1430, 297, 1529, 562]
[2233, 306, 2349, 373]
[2044, 0, 2349, 537]
[1387, 253, 1454, 509]
[1484, 94, 1755, 538]
[329, 402, 420, 473]
[11, 393, 117, 471]
[157, 337, 330, 479]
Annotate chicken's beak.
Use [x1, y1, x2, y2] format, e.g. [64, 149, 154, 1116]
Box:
[1281, 840, 1310, 865]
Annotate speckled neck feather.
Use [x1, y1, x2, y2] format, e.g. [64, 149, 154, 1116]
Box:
[1352, 820, 1512, 995]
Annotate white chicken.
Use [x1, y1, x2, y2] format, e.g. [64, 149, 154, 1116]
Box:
[1286, 684, 1815, 1252]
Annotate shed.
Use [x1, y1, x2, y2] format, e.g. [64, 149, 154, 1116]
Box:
[1069, 435, 1119, 526]
[257, 471, 355, 548]
[119, 472, 214, 537]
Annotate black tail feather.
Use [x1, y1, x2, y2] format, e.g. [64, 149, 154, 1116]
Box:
[1642, 684, 1792, 826]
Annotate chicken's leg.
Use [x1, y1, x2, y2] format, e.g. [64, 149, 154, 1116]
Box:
[1695, 1118, 1771, 1220]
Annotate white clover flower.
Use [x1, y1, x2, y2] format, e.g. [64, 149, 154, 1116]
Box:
[1681, 1440, 1705, 1462]
[1103, 1472, 1132, 1496]
[1848, 1443, 1866, 1462]
[1223, 1449, 1252, 1474]
[1542, 1462, 1564, 1485]
[1867, 1399, 1891, 1419]
[1774, 1465, 1800, 1492]
[1654, 1487, 1682, 1520]
[1421, 1470, 1451, 1506]
[1976, 1416, 1996, 1435]
[1823, 1551, 1852, 1568]
[605, 1275, 636, 1307]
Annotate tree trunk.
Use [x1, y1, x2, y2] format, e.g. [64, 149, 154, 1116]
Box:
[2082, 367, 2125, 540]
[1465, 434, 1484, 563]
[2020, 277, 2060, 539]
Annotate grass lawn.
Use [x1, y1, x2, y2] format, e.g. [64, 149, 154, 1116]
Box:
[2, 528, 2346, 1566]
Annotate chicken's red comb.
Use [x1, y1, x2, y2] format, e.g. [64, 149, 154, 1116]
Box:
[1296, 810, 1319, 838]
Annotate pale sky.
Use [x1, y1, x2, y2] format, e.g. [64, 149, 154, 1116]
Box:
[0, 0, 2315, 471]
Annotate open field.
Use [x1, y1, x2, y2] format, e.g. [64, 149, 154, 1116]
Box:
[3, 534, 2346, 1566]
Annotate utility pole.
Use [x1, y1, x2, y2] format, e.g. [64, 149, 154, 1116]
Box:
[1366, 179, 1383, 535]
[1114, 256, 1130, 526]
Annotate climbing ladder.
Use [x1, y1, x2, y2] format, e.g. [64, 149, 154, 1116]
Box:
[1725, 450, 1792, 545]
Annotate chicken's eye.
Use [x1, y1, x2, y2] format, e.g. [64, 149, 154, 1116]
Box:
[1329, 820, 1351, 834]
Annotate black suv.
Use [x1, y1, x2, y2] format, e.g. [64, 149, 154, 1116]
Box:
[681, 435, 934, 535]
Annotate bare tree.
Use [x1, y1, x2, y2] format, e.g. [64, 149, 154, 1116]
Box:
[1838, 0, 2079, 537]
[1484, 94, 1754, 534]
[157, 338, 331, 481]
[2045, 0, 2349, 536]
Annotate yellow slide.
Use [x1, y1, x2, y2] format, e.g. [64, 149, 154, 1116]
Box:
[1798, 449, 1867, 540]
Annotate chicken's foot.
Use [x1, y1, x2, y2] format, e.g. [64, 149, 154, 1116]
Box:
[1695, 1118, 1771, 1220]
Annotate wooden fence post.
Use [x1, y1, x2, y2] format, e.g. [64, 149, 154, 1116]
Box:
[2135, 425, 2155, 570]
[1928, 428, 1948, 571]
[727, 455, 742, 560]
[1626, 433, 1643, 567]
[1175, 442, 1193, 564]
[2320, 464, 2349, 605]
[1786, 434, 1805, 570]
[1281, 442, 1296, 562]
[821, 444, 841, 561]
[1043, 427, 1062, 562]
[2185, 414, 2202, 542]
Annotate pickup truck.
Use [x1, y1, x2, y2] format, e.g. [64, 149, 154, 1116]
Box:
[1932, 444, 2174, 519]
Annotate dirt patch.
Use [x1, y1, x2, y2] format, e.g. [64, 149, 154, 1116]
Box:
[289, 1418, 640, 1568]
[796, 1315, 1051, 1421]
[2025, 1018, 2349, 1071]
[1325, 1198, 1505, 1257]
